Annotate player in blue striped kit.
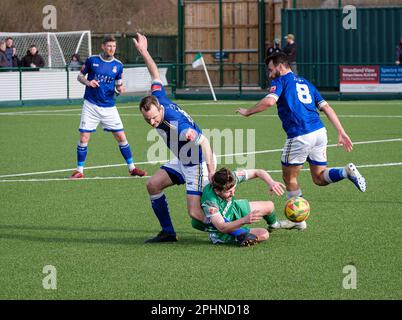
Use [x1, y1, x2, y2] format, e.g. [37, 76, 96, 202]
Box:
[237, 52, 366, 230]
[134, 33, 259, 245]
[70, 35, 146, 179]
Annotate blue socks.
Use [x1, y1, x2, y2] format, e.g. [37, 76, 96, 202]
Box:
[76, 143, 88, 172]
[150, 193, 175, 235]
[119, 142, 134, 165]
[324, 168, 347, 183]
[77, 140, 135, 173]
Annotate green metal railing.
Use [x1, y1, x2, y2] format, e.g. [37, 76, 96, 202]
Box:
[1, 61, 399, 105]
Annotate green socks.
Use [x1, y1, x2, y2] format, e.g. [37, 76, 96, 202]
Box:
[264, 211, 277, 226]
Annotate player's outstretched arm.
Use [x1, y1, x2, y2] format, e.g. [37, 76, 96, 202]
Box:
[320, 104, 353, 152]
[133, 33, 160, 81]
[246, 169, 285, 196]
[236, 96, 276, 117]
[210, 209, 263, 234]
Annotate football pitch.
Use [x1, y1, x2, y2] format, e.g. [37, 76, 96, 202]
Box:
[0, 100, 401, 300]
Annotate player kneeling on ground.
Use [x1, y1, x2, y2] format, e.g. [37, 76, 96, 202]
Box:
[198, 168, 301, 246]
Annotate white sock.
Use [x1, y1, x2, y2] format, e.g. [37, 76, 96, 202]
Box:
[77, 166, 84, 173]
[287, 189, 302, 199]
[128, 163, 135, 171]
[150, 192, 164, 201]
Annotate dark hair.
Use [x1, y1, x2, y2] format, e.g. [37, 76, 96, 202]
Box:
[139, 95, 161, 112]
[5, 37, 13, 41]
[265, 52, 290, 68]
[71, 53, 81, 61]
[211, 168, 236, 192]
[103, 35, 116, 44]
[29, 44, 37, 48]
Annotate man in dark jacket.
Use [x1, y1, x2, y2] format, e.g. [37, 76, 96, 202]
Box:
[282, 34, 298, 75]
[21, 45, 45, 68]
[266, 38, 282, 57]
[5, 37, 19, 67]
[0, 41, 8, 68]
[396, 37, 402, 65]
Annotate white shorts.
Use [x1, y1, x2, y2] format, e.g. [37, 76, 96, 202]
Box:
[281, 127, 328, 166]
[161, 158, 209, 196]
[79, 99, 124, 133]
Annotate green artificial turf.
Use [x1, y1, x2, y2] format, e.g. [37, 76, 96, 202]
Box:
[0, 100, 401, 299]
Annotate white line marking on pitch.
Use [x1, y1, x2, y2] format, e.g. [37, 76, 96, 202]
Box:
[1, 99, 402, 115]
[2, 113, 402, 119]
[1, 162, 401, 183]
[0, 137, 401, 179]
[0, 102, 244, 116]
[1, 113, 402, 118]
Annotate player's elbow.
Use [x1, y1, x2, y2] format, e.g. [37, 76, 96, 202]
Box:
[261, 97, 276, 109]
[320, 104, 332, 114]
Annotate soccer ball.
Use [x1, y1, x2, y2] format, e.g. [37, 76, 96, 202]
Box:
[284, 196, 310, 222]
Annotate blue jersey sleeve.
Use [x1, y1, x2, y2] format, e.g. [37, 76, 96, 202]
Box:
[266, 78, 283, 101]
[151, 81, 172, 106]
[116, 64, 123, 81]
[310, 83, 328, 110]
[151, 81, 166, 98]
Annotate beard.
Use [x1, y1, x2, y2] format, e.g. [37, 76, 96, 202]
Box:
[270, 70, 281, 80]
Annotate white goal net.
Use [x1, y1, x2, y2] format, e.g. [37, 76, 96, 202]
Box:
[0, 30, 91, 68]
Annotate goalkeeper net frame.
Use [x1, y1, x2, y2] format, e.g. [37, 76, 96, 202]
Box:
[0, 30, 92, 68]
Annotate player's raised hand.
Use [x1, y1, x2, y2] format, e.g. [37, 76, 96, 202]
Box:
[88, 80, 100, 88]
[236, 108, 249, 117]
[133, 33, 148, 52]
[269, 181, 286, 196]
[337, 131, 353, 152]
[243, 210, 263, 224]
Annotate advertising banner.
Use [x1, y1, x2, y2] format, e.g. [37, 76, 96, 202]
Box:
[340, 66, 402, 93]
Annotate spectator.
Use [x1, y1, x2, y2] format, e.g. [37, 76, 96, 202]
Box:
[21, 45, 45, 69]
[283, 33, 298, 75]
[266, 38, 282, 57]
[69, 53, 83, 70]
[0, 41, 8, 68]
[5, 37, 19, 68]
[396, 37, 402, 65]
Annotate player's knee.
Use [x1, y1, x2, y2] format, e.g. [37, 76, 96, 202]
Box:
[311, 173, 326, 186]
[113, 131, 126, 142]
[146, 177, 160, 194]
[261, 201, 274, 215]
[187, 209, 204, 222]
[282, 173, 296, 186]
[79, 135, 90, 144]
[267, 201, 275, 213]
[282, 173, 290, 185]
[258, 230, 269, 242]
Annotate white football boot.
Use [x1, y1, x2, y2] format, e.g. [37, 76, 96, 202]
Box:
[345, 163, 366, 192]
[268, 220, 307, 232]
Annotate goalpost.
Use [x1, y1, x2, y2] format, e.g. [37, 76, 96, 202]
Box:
[0, 30, 92, 68]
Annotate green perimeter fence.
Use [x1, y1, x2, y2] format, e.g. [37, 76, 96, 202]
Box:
[1, 62, 402, 106]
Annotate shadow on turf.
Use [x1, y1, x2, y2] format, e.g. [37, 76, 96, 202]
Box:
[0, 224, 215, 247]
[0, 224, 200, 235]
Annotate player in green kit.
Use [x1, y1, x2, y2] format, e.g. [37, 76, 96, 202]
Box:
[198, 167, 300, 245]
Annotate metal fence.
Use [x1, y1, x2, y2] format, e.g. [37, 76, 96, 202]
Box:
[1, 62, 401, 104]
[91, 34, 177, 64]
